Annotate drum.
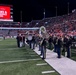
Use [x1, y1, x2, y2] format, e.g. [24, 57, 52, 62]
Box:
[27, 35, 32, 41]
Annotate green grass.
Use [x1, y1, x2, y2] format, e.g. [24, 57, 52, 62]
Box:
[0, 40, 39, 61]
[0, 47, 40, 61]
[70, 48, 76, 61]
[0, 60, 59, 75]
[0, 38, 59, 75]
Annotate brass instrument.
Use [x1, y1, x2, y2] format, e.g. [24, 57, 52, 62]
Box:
[39, 26, 49, 39]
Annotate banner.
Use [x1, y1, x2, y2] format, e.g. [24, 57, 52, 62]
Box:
[0, 6, 10, 19]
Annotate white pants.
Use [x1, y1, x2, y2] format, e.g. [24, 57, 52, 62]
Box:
[20, 42, 23, 47]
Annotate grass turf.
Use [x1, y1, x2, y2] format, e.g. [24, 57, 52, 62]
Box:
[0, 60, 59, 75]
[0, 38, 59, 75]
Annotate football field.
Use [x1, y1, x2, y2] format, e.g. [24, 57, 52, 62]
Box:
[0, 38, 59, 75]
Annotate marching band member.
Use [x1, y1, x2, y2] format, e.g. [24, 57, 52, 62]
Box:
[65, 35, 72, 58]
[56, 36, 62, 58]
[16, 34, 20, 47]
[22, 34, 25, 47]
[41, 38, 47, 59]
[31, 35, 36, 49]
[20, 34, 23, 47]
[48, 35, 53, 49]
[27, 34, 32, 49]
[53, 36, 58, 52]
[39, 37, 43, 55]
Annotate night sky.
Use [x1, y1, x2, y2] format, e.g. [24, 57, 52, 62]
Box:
[0, 0, 76, 22]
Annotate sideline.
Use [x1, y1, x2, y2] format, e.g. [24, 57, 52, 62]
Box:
[34, 47, 76, 75]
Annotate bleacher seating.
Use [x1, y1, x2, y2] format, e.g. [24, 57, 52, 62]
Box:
[0, 9, 76, 36]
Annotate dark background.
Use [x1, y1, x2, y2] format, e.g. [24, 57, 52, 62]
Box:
[0, 0, 76, 22]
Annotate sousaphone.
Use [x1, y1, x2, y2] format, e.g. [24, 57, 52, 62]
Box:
[39, 26, 49, 38]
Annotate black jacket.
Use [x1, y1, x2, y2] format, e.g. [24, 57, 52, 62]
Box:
[41, 38, 46, 46]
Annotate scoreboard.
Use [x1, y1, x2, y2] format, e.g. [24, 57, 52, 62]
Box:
[0, 5, 13, 21]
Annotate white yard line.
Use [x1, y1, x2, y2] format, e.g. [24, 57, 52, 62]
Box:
[42, 71, 55, 74]
[36, 63, 47, 66]
[0, 58, 41, 64]
[0, 44, 16, 45]
[0, 48, 19, 50]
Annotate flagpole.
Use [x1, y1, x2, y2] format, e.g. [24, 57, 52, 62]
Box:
[20, 11, 22, 26]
